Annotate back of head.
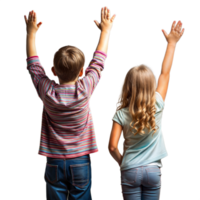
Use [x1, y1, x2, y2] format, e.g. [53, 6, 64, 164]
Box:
[118, 65, 157, 135]
[54, 46, 85, 82]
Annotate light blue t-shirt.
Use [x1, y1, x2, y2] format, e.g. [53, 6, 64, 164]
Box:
[113, 92, 168, 171]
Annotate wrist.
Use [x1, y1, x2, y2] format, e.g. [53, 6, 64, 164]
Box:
[25, 33, 36, 39]
[167, 42, 176, 48]
[101, 30, 111, 35]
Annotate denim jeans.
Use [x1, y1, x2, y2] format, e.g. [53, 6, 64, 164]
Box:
[45, 155, 92, 200]
[44, 155, 163, 200]
[121, 165, 161, 200]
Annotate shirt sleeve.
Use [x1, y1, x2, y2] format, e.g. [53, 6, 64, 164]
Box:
[25, 56, 52, 101]
[155, 92, 165, 112]
[110, 110, 123, 126]
[83, 51, 109, 96]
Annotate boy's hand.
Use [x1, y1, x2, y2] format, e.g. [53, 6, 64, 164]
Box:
[94, 7, 116, 33]
[24, 10, 42, 36]
[162, 21, 184, 46]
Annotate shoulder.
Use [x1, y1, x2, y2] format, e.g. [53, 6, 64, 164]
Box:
[112, 108, 129, 127]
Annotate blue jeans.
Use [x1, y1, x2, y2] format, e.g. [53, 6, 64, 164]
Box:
[121, 165, 161, 200]
[44, 155, 163, 200]
[45, 155, 92, 200]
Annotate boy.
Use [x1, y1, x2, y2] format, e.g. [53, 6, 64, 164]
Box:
[24, 7, 118, 200]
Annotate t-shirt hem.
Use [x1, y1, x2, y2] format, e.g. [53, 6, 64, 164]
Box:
[38, 149, 100, 159]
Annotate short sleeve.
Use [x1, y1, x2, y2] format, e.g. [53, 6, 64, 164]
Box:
[110, 110, 123, 126]
[156, 92, 165, 111]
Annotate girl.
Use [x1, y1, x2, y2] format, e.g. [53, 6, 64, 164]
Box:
[93, 7, 186, 200]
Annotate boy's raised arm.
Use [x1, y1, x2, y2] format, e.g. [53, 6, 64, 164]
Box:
[94, 7, 116, 54]
[25, 34, 38, 59]
[23, 9, 44, 58]
[96, 31, 110, 54]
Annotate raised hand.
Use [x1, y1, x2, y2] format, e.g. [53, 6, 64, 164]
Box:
[162, 21, 184, 46]
[23, 9, 44, 35]
[94, 7, 116, 33]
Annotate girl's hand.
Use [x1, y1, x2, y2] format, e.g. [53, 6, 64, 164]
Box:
[162, 21, 184, 46]
[94, 7, 116, 33]
[24, 10, 42, 36]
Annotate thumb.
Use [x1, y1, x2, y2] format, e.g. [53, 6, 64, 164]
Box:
[111, 13, 118, 21]
[160, 28, 168, 38]
[92, 19, 100, 30]
[38, 21, 44, 28]
[92, 19, 99, 26]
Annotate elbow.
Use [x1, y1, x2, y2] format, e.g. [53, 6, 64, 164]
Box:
[108, 147, 115, 152]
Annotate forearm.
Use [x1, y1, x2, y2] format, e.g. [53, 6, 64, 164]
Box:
[96, 31, 110, 54]
[161, 43, 176, 75]
[26, 34, 37, 58]
[109, 147, 122, 166]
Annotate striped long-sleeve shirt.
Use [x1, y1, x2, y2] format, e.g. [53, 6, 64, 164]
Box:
[27, 50, 107, 158]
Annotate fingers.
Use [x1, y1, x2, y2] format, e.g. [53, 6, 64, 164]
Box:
[32, 10, 39, 22]
[27, 10, 38, 23]
[180, 28, 185, 35]
[106, 6, 110, 19]
[101, 7, 113, 21]
[111, 15, 116, 22]
[162, 29, 168, 39]
[100, 6, 115, 25]
[170, 20, 185, 34]
[104, 7, 107, 19]
[23, 14, 27, 23]
[174, 21, 182, 33]
[94, 20, 100, 28]
[180, 22, 186, 36]
[32, 11, 35, 22]
[174, 21, 184, 38]
[170, 20, 176, 31]
[26, 10, 32, 22]
[26, 10, 41, 29]
[100, 6, 104, 20]
[100, 6, 104, 21]
[28, 10, 33, 22]
[105, 6, 112, 19]
[107, 6, 112, 19]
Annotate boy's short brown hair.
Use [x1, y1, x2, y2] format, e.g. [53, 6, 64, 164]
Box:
[54, 46, 85, 82]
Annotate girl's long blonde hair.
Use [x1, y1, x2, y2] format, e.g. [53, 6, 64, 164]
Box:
[117, 65, 157, 135]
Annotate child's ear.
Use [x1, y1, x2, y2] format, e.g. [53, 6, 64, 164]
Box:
[79, 68, 83, 77]
[49, 66, 56, 77]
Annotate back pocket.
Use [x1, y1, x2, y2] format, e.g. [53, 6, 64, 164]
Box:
[45, 163, 58, 184]
[121, 168, 138, 186]
[70, 163, 90, 188]
[146, 167, 161, 186]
